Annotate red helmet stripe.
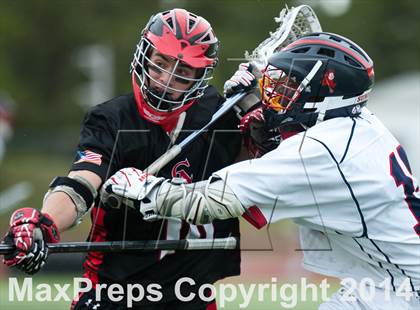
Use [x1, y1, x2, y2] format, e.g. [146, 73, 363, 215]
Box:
[174, 9, 187, 37]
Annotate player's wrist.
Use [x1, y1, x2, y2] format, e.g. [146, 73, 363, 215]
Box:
[39, 212, 60, 244]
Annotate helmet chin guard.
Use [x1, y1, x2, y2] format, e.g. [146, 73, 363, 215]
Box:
[131, 71, 195, 129]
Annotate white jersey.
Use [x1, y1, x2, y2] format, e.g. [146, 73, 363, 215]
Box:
[215, 107, 420, 291]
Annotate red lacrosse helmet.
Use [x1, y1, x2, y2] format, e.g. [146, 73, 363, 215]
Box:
[131, 8, 219, 128]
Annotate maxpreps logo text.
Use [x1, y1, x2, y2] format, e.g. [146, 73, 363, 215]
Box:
[8, 276, 336, 308]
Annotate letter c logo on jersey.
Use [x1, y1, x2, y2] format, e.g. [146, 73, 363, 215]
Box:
[171, 159, 192, 183]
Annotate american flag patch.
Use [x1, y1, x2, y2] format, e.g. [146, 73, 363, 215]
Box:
[75, 150, 102, 166]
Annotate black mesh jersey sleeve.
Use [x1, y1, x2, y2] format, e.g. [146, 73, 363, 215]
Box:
[70, 104, 119, 181]
[69, 94, 174, 183]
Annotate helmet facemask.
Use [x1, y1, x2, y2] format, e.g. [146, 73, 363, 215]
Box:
[260, 65, 301, 113]
[260, 60, 324, 131]
[131, 38, 214, 113]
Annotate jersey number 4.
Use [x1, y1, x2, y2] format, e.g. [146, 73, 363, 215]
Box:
[389, 145, 420, 236]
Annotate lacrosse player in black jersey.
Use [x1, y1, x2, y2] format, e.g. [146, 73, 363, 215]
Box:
[3, 8, 242, 309]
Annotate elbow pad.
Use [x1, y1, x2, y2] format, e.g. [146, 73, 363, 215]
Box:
[44, 175, 97, 227]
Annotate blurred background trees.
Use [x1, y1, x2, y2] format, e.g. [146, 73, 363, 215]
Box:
[0, 0, 418, 133]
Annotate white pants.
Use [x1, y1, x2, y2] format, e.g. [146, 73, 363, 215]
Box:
[319, 284, 420, 310]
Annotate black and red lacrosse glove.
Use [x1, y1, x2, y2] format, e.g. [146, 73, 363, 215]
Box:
[239, 107, 282, 158]
[240, 107, 266, 158]
[2, 208, 60, 274]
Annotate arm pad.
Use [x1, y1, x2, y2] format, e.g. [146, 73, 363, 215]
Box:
[43, 175, 97, 227]
[155, 177, 245, 224]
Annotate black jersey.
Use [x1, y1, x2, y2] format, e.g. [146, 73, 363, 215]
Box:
[70, 86, 241, 304]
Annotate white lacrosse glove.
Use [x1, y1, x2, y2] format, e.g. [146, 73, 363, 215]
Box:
[100, 168, 164, 221]
[223, 63, 258, 98]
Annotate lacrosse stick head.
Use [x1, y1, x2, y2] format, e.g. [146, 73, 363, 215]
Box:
[246, 4, 322, 71]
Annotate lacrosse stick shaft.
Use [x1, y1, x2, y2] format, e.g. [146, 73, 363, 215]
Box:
[101, 92, 246, 208]
[146, 92, 246, 174]
[102, 92, 246, 209]
[0, 237, 239, 255]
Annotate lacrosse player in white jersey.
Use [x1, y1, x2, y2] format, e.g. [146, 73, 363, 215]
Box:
[103, 32, 420, 309]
